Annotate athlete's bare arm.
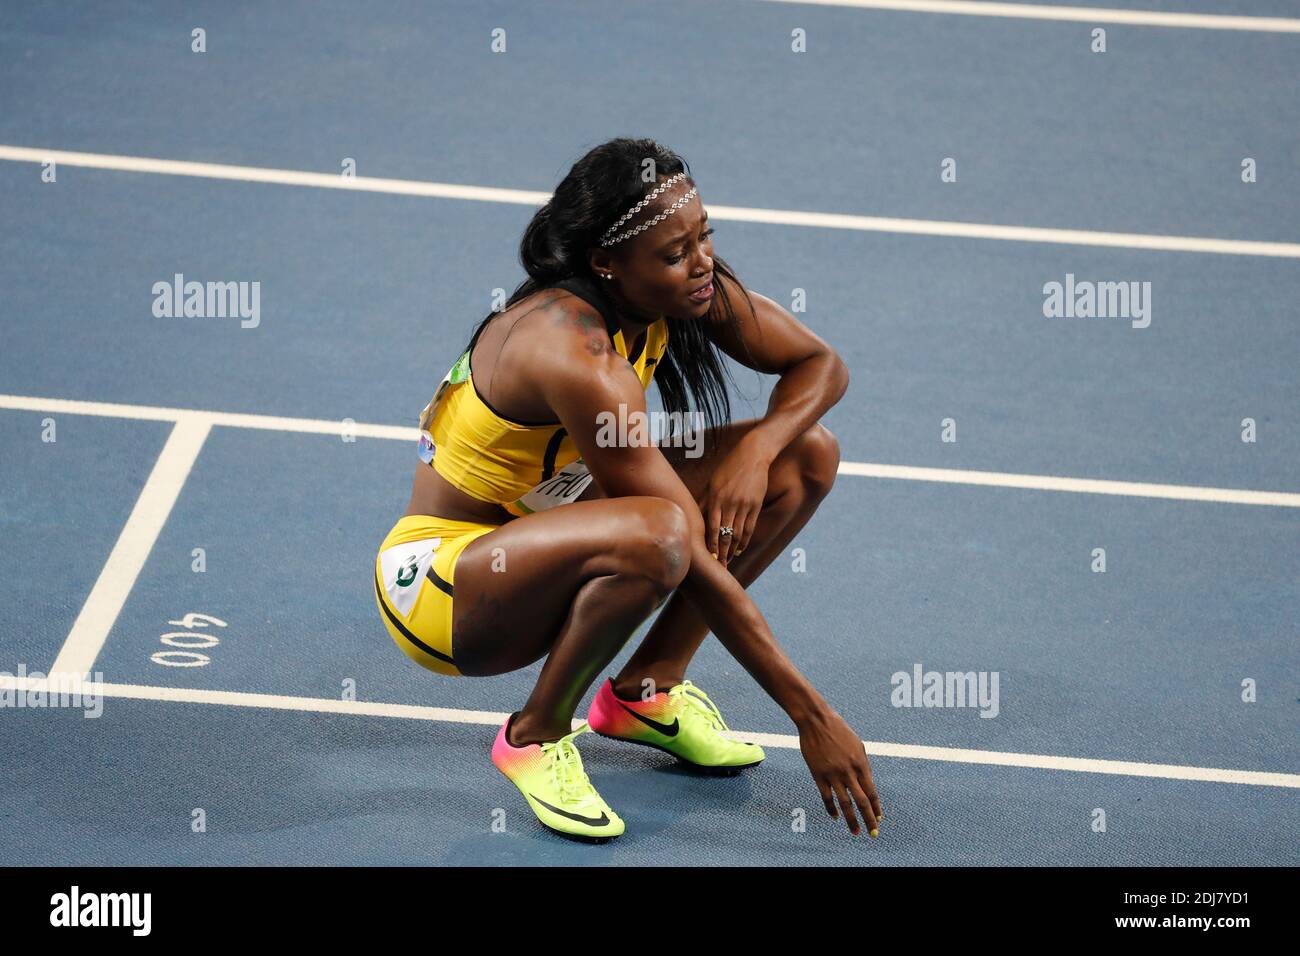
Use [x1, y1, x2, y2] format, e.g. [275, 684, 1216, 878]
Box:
[537, 299, 828, 726]
[705, 273, 849, 456]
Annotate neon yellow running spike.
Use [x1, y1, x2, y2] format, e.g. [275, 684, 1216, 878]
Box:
[492, 716, 625, 842]
[587, 678, 765, 774]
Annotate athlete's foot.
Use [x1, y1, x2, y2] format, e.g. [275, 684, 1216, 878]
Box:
[587, 677, 765, 774]
[493, 713, 625, 843]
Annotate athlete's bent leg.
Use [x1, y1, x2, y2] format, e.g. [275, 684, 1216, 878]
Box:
[450, 496, 690, 744]
[614, 421, 841, 695]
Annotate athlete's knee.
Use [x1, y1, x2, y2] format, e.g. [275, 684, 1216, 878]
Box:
[620, 497, 690, 593]
[793, 423, 840, 498]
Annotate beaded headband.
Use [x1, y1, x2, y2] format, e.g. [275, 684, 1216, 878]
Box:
[598, 172, 698, 248]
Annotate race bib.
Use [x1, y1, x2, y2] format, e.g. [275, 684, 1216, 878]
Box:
[510, 459, 594, 514]
[378, 536, 443, 616]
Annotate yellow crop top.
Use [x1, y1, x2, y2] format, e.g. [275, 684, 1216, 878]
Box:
[417, 275, 670, 517]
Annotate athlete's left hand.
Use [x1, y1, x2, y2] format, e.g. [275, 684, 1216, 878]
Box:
[699, 443, 769, 566]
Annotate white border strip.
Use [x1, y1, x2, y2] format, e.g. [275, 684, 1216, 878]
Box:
[49, 418, 211, 678]
[3, 145, 1298, 258]
[754, 0, 1300, 33]
[5, 393, 1297, 508]
[1, 676, 1294, 789]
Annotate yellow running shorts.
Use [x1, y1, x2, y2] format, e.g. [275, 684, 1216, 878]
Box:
[374, 514, 498, 677]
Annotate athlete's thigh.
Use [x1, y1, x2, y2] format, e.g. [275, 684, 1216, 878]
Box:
[450, 497, 668, 676]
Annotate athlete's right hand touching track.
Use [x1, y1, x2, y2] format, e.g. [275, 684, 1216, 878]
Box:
[795, 707, 883, 837]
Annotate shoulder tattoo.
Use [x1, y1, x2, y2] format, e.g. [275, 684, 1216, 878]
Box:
[547, 297, 609, 357]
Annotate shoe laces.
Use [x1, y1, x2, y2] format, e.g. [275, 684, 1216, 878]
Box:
[670, 680, 730, 733]
[539, 724, 597, 805]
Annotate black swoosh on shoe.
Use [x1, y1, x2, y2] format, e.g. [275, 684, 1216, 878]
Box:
[528, 794, 611, 826]
[616, 699, 680, 737]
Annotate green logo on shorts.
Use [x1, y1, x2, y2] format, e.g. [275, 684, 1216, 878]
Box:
[396, 555, 419, 588]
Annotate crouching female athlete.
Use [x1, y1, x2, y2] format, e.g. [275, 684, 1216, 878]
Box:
[374, 138, 883, 843]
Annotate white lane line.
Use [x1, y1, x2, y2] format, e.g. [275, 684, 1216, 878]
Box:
[1, 676, 1295, 789]
[719, 205, 1300, 258]
[0, 392, 411, 440]
[48, 417, 212, 678]
[840, 462, 1300, 508]
[4, 392, 1298, 507]
[753, 0, 1300, 33]
[0, 144, 549, 200]
[2, 144, 1298, 258]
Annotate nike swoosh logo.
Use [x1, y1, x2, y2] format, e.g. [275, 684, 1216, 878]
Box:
[528, 795, 611, 826]
[616, 700, 679, 737]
